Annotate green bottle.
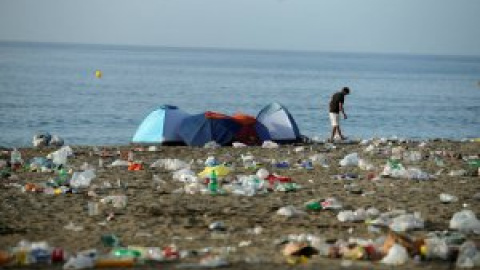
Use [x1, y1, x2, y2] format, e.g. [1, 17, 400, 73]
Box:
[208, 169, 218, 194]
[57, 168, 68, 185]
[112, 248, 142, 258]
[305, 201, 322, 211]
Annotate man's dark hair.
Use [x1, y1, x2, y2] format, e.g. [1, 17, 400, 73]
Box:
[342, 87, 350, 94]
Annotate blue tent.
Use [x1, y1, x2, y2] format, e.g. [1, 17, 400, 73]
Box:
[256, 102, 301, 143]
[132, 105, 190, 144]
[178, 112, 242, 146]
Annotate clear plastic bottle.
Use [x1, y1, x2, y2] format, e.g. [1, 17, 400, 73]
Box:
[10, 148, 22, 170]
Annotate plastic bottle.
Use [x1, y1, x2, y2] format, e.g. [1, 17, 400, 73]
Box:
[57, 168, 68, 185]
[112, 248, 141, 258]
[10, 148, 22, 170]
[208, 170, 218, 194]
[305, 201, 322, 211]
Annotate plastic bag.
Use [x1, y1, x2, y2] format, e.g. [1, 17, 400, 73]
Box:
[204, 141, 220, 149]
[232, 142, 247, 148]
[70, 169, 96, 188]
[150, 158, 189, 171]
[339, 153, 359, 167]
[63, 250, 97, 270]
[48, 146, 73, 165]
[100, 195, 127, 208]
[381, 244, 409, 265]
[456, 241, 480, 268]
[309, 154, 329, 168]
[403, 151, 422, 162]
[389, 212, 424, 232]
[261, 140, 278, 149]
[449, 210, 480, 234]
[277, 205, 307, 218]
[256, 168, 269, 180]
[406, 167, 430, 180]
[173, 168, 197, 183]
[358, 158, 374, 171]
[423, 237, 449, 260]
[337, 209, 367, 222]
[440, 193, 458, 203]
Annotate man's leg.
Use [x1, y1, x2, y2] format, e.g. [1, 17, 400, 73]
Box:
[337, 125, 346, 140]
[329, 113, 340, 141]
[330, 126, 337, 142]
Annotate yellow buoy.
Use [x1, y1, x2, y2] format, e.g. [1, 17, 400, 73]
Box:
[95, 70, 102, 78]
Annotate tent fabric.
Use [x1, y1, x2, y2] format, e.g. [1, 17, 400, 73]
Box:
[178, 112, 242, 147]
[205, 111, 230, 119]
[231, 113, 260, 145]
[232, 113, 257, 125]
[132, 105, 189, 144]
[256, 102, 301, 142]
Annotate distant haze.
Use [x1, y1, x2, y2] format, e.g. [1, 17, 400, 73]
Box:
[1, 0, 480, 56]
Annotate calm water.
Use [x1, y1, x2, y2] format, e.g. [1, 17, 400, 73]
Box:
[1, 42, 479, 147]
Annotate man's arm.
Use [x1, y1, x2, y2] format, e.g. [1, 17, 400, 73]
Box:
[339, 103, 347, 119]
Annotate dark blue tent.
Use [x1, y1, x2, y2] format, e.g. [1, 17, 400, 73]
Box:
[178, 112, 242, 146]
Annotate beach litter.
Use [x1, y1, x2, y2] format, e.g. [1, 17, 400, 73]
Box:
[1, 139, 480, 269]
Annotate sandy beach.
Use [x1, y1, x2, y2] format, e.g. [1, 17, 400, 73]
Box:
[1, 139, 479, 269]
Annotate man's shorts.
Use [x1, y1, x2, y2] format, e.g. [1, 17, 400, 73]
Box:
[329, 113, 340, 127]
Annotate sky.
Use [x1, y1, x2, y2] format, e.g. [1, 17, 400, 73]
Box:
[0, 0, 479, 56]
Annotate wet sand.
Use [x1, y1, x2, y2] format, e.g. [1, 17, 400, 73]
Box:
[0, 140, 479, 269]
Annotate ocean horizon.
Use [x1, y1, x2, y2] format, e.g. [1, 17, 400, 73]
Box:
[1, 41, 479, 147]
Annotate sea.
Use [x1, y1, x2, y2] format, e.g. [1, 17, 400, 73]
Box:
[1, 41, 479, 147]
